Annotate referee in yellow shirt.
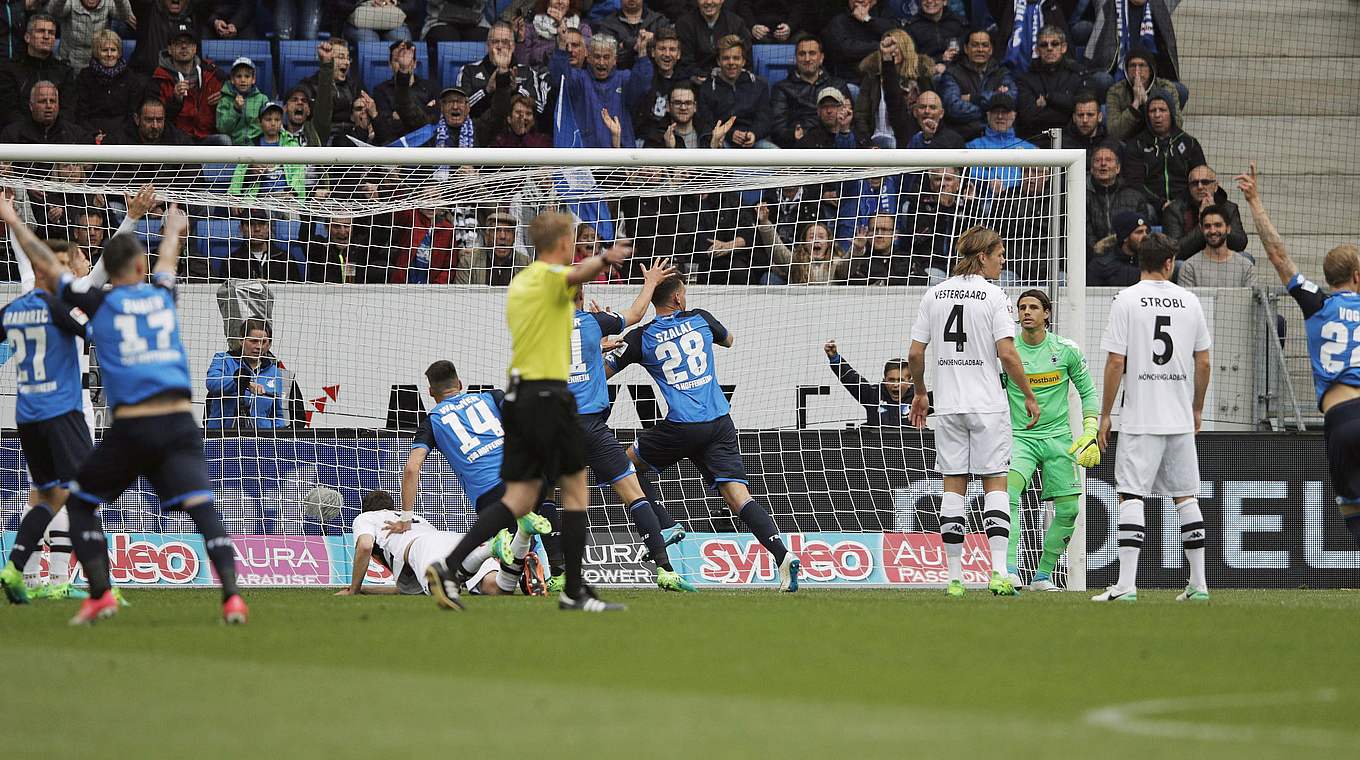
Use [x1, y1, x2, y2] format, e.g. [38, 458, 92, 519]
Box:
[429, 212, 631, 612]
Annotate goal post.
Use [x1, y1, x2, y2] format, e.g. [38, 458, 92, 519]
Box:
[0, 145, 1088, 591]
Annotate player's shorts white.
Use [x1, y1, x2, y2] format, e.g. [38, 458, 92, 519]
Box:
[933, 412, 1012, 476]
[1114, 432, 1201, 497]
[405, 532, 500, 595]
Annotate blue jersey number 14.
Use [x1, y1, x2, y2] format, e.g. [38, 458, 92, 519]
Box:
[441, 399, 503, 454]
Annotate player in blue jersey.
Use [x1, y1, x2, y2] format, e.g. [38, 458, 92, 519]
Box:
[571, 257, 696, 593]
[1239, 163, 1360, 547]
[607, 276, 802, 591]
[0, 239, 94, 605]
[401, 360, 553, 595]
[0, 192, 246, 625]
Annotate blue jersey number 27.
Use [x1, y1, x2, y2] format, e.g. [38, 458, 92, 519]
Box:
[6, 327, 47, 383]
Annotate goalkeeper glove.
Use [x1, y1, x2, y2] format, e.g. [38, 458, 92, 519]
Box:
[1069, 416, 1100, 468]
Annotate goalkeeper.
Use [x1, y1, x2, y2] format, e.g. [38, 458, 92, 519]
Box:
[1003, 290, 1099, 591]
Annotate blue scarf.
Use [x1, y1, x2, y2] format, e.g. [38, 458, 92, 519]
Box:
[1116, 0, 1157, 77]
[433, 117, 475, 148]
[1003, 0, 1043, 73]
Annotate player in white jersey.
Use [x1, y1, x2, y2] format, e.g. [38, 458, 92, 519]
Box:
[1094, 233, 1212, 603]
[337, 491, 505, 597]
[909, 226, 1039, 598]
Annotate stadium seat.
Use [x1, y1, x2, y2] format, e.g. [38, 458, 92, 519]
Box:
[435, 41, 486, 88]
[122, 39, 135, 61]
[279, 40, 321, 93]
[194, 216, 239, 262]
[359, 41, 429, 88]
[753, 44, 796, 86]
[203, 39, 276, 97]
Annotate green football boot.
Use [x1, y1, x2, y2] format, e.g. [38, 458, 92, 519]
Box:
[491, 529, 515, 566]
[46, 583, 89, 600]
[946, 580, 966, 598]
[518, 512, 552, 536]
[0, 561, 30, 604]
[656, 568, 697, 593]
[988, 571, 1019, 596]
[1175, 585, 1210, 602]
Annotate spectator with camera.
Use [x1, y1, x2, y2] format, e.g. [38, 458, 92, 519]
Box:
[205, 319, 294, 431]
[902, 0, 967, 63]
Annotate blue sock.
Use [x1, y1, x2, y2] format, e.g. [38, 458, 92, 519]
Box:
[736, 500, 787, 564]
[7, 504, 53, 570]
[628, 498, 670, 570]
[1033, 570, 1051, 582]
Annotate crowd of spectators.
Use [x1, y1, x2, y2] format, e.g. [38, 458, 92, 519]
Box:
[0, 0, 1238, 288]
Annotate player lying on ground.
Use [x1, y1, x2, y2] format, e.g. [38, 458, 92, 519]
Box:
[822, 340, 930, 426]
[338, 490, 516, 597]
[0, 191, 247, 625]
[572, 257, 694, 592]
[909, 226, 1039, 598]
[1093, 233, 1211, 603]
[402, 361, 553, 596]
[1004, 290, 1099, 591]
[0, 186, 158, 603]
[1237, 162, 1360, 547]
[607, 275, 802, 592]
[428, 212, 631, 612]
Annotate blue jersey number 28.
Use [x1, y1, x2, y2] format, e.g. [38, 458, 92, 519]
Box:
[656, 331, 707, 384]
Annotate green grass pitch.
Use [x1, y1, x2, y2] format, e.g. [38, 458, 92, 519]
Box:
[3, 588, 1358, 759]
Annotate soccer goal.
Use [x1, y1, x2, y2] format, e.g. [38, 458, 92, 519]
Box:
[0, 145, 1087, 591]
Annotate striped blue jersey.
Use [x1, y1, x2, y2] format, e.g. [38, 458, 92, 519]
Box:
[1289, 273, 1360, 403]
[569, 309, 624, 415]
[413, 390, 506, 505]
[0, 289, 88, 423]
[60, 271, 192, 408]
[609, 309, 730, 423]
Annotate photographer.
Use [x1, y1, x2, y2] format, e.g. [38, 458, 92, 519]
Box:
[205, 319, 296, 431]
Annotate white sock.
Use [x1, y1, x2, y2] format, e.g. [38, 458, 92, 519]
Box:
[1178, 498, 1207, 591]
[48, 551, 74, 585]
[982, 490, 1010, 576]
[496, 563, 523, 593]
[1117, 499, 1145, 590]
[22, 550, 43, 588]
[47, 509, 72, 585]
[511, 528, 532, 562]
[940, 491, 966, 582]
[461, 544, 492, 574]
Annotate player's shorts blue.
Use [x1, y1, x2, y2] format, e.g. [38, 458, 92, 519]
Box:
[634, 414, 748, 489]
[17, 410, 93, 491]
[1324, 396, 1360, 503]
[579, 411, 635, 485]
[70, 412, 213, 510]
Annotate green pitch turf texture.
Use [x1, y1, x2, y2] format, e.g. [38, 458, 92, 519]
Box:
[3, 589, 1357, 759]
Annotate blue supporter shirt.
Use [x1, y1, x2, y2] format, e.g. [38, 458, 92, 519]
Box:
[569, 309, 624, 415]
[1289, 273, 1360, 404]
[60, 271, 192, 409]
[609, 309, 730, 423]
[0, 289, 88, 424]
[412, 390, 506, 505]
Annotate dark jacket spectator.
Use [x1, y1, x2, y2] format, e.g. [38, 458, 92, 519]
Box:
[986, 0, 1073, 71]
[901, 1, 966, 60]
[1085, 0, 1180, 83]
[1105, 46, 1180, 142]
[691, 190, 758, 285]
[905, 91, 965, 148]
[1088, 174, 1157, 257]
[0, 81, 89, 143]
[222, 236, 300, 282]
[617, 191, 702, 275]
[1162, 185, 1249, 260]
[1088, 210, 1147, 286]
[151, 47, 226, 141]
[489, 91, 552, 147]
[372, 66, 438, 145]
[674, 0, 749, 74]
[0, 25, 76, 130]
[1120, 91, 1203, 205]
[743, 0, 807, 43]
[0, 0, 27, 60]
[208, 0, 255, 39]
[299, 65, 365, 140]
[826, 351, 923, 427]
[549, 42, 653, 148]
[906, 169, 967, 275]
[130, 0, 197, 74]
[632, 29, 692, 147]
[1061, 104, 1107, 157]
[938, 40, 1016, 139]
[596, 3, 673, 69]
[458, 54, 551, 128]
[301, 218, 359, 283]
[852, 38, 933, 148]
[695, 66, 772, 145]
[1016, 53, 1089, 137]
[822, 2, 895, 79]
[76, 48, 151, 138]
[772, 38, 851, 148]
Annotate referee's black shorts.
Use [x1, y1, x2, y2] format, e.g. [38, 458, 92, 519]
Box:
[1324, 397, 1360, 504]
[17, 410, 93, 491]
[500, 379, 586, 485]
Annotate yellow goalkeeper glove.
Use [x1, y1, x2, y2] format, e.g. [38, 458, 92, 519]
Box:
[1068, 416, 1100, 468]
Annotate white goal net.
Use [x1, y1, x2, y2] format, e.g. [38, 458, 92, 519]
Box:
[0, 145, 1086, 591]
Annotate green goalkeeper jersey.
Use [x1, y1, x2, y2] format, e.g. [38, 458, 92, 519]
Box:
[1005, 331, 1099, 440]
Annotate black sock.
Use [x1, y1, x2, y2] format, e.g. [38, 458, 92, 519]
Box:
[563, 510, 588, 598]
[67, 496, 111, 598]
[186, 503, 239, 600]
[7, 504, 54, 570]
[537, 500, 566, 577]
[629, 498, 670, 569]
[447, 502, 517, 575]
[1346, 514, 1360, 548]
[638, 474, 677, 530]
[737, 500, 787, 564]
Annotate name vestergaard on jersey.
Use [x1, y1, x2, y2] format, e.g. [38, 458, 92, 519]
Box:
[934, 289, 990, 300]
